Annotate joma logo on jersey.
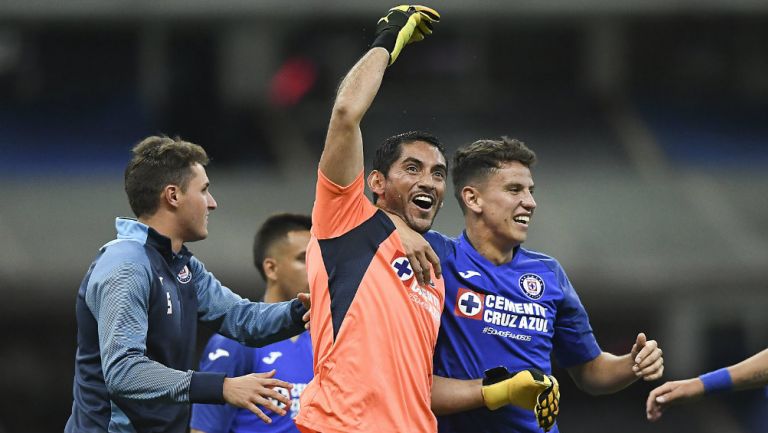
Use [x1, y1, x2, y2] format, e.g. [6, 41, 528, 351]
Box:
[208, 348, 230, 361]
[262, 351, 283, 365]
[455, 287, 484, 320]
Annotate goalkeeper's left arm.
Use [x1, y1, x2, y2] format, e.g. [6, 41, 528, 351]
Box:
[432, 368, 560, 432]
[481, 367, 560, 432]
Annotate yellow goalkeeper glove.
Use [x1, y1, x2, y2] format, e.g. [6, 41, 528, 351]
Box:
[482, 367, 560, 432]
[370, 5, 440, 66]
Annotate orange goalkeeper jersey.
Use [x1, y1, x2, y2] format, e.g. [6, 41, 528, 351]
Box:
[295, 170, 444, 433]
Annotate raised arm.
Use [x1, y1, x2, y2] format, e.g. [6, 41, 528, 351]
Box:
[319, 5, 440, 186]
[319, 48, 388, 186]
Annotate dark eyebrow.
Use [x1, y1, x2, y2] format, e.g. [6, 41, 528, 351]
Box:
[401, 157, 423, 166]
[402, 157, 446, 173]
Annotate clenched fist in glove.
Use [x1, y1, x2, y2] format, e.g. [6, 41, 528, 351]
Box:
[370, 5, 440, 65]
[482, 367, 560, 432]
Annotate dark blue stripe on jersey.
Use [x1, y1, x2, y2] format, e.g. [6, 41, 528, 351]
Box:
[318, 210, 395, 340]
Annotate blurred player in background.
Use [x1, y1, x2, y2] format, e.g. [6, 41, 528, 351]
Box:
[421, 137, 664, 433]
[647, 348, 768, 421]
[294, 7, 558, 433]
[191, 213, 313, 433]
[65, 136, 309, 433]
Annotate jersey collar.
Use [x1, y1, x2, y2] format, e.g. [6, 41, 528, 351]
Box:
[114, 217, 192, 265]
[459, 231, 521, 268]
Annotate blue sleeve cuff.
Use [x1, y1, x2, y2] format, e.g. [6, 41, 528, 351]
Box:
[189, 371, 226, 404]
[700, 368, 733, 393]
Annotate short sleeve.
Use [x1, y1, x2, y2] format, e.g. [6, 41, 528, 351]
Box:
[312, 169, 377, 240]
[551, 265, 602, 368]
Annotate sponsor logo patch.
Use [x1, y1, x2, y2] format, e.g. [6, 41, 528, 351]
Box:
[455, 287, 484, 320]
[519, 273, 545, 300]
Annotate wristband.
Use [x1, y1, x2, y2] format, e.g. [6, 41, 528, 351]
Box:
[699, 368, 732, 393]
[370, 31, 397, 54]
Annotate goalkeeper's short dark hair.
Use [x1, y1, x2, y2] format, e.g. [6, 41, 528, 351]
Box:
[452, 137, 537, 213]
[252, 213, 312, 280]
[371, 131, 447, 203]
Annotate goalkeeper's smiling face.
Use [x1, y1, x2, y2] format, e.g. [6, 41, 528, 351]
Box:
[370, 140, 447, 233]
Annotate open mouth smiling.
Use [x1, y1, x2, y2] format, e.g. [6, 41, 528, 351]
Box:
[513, 215, 530, 225]
[412, 194, 434, 210]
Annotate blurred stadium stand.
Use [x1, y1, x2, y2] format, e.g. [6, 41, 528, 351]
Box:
[0, 2, 767, 432]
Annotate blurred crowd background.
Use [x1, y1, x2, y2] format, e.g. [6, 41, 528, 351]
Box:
[1, 1, 767, 432]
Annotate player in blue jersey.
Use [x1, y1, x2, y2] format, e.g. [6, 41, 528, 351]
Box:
[191, 213, 313, 433]
[65, 136, 310, 433]
[424, 137, 665, 433]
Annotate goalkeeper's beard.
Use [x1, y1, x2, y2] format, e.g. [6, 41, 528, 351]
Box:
[394, 194, 441, 234]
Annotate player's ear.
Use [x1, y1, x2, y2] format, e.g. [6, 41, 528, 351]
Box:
[163, 184, 181, 209]
[462, 186, 482, 214]
[263, 258, 278, 282]
[368, 170, 386, 196]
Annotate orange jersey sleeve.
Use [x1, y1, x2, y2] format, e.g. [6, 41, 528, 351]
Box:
[311, 169, 376, 240]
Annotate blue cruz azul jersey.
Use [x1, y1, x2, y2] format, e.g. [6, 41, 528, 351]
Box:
[425, 231, 601, 433]
[191, 331, 313, 433]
